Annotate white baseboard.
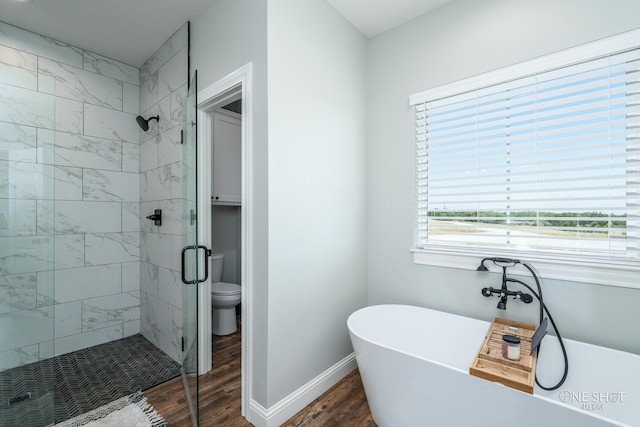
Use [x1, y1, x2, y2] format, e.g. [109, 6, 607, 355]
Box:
[247, 352, 357, 427]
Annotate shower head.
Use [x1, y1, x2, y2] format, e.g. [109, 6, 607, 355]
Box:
[136, 115, 159, 132]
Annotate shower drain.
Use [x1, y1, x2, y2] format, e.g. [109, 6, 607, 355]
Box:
[7, 392, 32, 407]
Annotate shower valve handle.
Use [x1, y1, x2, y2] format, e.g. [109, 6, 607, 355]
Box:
[146, 209, 162, 226]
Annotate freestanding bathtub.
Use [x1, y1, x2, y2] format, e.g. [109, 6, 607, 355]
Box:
[348, 305, 639, 427]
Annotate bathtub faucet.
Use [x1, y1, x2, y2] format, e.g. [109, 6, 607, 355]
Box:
[477, 258, 533, 310]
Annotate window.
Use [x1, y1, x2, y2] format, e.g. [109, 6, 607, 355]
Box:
[410, 30, 640, 280]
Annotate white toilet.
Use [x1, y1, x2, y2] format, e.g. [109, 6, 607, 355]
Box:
[210, 253, 242, 336]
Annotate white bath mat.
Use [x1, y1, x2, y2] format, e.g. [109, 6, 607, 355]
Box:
[53, 391, 167, 427]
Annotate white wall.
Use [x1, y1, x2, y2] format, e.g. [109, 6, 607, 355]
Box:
[267, 0, 368, 406]
[211, 205, 242, 284]
[367, 0, 640, 355]
[191, 0, 368, 412]
[190, 0, 271, 405]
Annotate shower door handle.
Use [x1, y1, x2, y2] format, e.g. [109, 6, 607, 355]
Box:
[181, 245, 212, 284]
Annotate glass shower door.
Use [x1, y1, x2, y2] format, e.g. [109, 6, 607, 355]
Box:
[181, 70, 200, 426]
[0, 126, 55, 425]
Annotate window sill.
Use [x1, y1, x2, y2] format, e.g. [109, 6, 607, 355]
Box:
[411, 248, 640, 290]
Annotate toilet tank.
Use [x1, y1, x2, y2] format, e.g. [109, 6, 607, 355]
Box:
[210, 253, 224, 283]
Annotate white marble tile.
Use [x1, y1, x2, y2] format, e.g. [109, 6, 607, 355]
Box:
[122, 142, 139, 173]
[54, 301, 81, 338]
[54, 234, 84, 269]
[139, 64, 150, 89]
[54, 166, 82, 200]
[84, 104, 139, 144]
[123, 145, 143, 175]
[0, 273, 37, 314]
[170, 84, 187, 128]
[122, 262, 140, 293]
[0, 235, 53, 275]
[83, 51, 139, 85]
[123, 82, 139, 114]
[139, 138, 159, 173]
[0, 83, 54, 129]
[0, 122, 37, 163]
[139, 106, 161, 143]
[141, 41, 170, 84]
[36, 270, 54, 307]
[172, 305, 183, 342]
[124, 319, 140, 337]
[158, 47, 188, 101]
[122, 202, 140, 233]
[0, 199, 36, 237]
[141, 232, 173, 270]
[36, 200, 54, 235]
[85, 232, 140, 265]
[0, 306, 53, 352]
[158, 125, 182, 168]
[54, 97, 83, 134]
[141, 292, 172, 341]
[54, 264, 121, 303]
[158, 331, 180, 364]
[0, 161, 54, 199]
[82, 292, 140, 331]
[140, 317, 159, 347]
[38, 58, 123, 110]
[54, 324, 123, 357]
[38, 71, 55, 94]
[140, 202, 159, 233]
[83, 169, 139, 203]
[158, 267, 181, 306]
[54, 131, 121, 171]
[38, 340, 53, 360]
[55, 201, 121, 234]
[0, 344, 39, 371]
[157, 94, 171, 134]
[158, 199, 181, 236]
[143, 165, 172, 202]
[140, 261, 159, 297]
[171, 235, 183, 272]
[37, 128, 55, 165]
[167, 306, 183, 363]
[139, 72, 158, 114]
[0, 21, 83, 68]
[170, 162, 182, 199]
[0, 44, 37, 90]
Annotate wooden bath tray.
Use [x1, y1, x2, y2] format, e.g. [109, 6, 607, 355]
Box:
[469, 318, 537, 394]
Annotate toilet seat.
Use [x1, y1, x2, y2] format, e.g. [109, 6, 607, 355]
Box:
[212, 282, 241, 296]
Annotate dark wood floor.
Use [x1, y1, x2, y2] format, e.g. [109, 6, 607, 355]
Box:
[146, 322, 375, 426]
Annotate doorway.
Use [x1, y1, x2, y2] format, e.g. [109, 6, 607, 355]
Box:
[196, 63, 254, 420]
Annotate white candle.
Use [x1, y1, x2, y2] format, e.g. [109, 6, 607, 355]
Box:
[502, 334, 521, 360]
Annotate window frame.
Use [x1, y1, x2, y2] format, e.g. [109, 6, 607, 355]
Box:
[409, 29, 640, 289]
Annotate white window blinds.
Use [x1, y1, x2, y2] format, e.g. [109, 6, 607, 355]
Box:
[413, 43, 640, 261]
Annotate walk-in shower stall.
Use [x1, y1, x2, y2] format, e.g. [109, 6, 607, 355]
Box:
[0, 20, 194, 425]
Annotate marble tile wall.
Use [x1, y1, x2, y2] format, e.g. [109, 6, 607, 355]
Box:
[138, 24, 188, 364]
[0, 21, 141, 371]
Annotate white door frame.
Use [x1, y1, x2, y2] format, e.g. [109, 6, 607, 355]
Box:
[196, 62, 253, 418]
